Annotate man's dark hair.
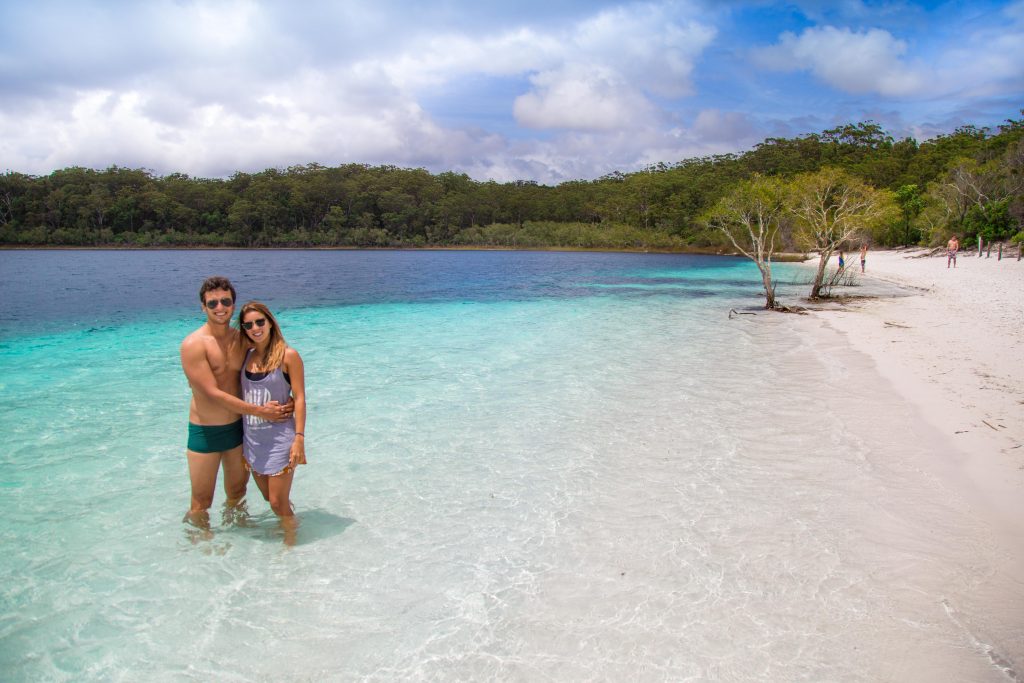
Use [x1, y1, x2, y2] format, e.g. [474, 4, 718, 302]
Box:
[199, 276, 236, 304]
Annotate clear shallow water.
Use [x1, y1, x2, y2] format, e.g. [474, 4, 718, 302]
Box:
[0, 250, 1017, 681]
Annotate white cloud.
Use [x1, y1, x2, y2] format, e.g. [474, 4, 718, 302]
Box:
[570, 3, 715, 98]
[481, 123, 759, 183]
[0, 68, 470, 177]
[371, 28, 560, 90]
[364, 2, 715, 132]
[752, 13, 1024, 102]
[510, 3, 715, 130]
[513, 65, 657, 131]
[752, 26, 928, 96]
[0, 1, 1019, 184]
[0, 0, 721, 179]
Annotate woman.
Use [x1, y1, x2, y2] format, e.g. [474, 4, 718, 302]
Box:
[238, 302, 306, 539]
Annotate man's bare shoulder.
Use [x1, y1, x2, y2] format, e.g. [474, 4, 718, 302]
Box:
[181, 325, 213, 353]
[182, 325, 245, 367]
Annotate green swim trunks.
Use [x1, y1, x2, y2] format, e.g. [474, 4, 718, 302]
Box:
[187, 420, 243, 453]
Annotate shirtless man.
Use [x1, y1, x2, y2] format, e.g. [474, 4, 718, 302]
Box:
[947, 235, 960, 268]
[180, 276, 291, 528]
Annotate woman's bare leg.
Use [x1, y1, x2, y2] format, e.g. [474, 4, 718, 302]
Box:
[268, 470, 297, 545]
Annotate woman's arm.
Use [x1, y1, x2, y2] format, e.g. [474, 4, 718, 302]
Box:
[181, 336, 290, 420]
[286, 347, 307, 466]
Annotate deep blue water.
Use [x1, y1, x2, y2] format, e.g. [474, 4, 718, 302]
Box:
[0, 249, 765, 339]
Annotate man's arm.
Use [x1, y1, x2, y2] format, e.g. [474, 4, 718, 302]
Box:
[180, 337, 289, 420]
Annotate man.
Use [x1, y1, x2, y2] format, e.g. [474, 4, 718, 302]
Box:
[947, 234, 959, 268]
[180, 276, 291, 528]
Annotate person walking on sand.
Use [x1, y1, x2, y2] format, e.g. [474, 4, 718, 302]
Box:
[238, 301, 307, 545]
[860, 243, 868, 273]
[180, 277, 292, 531]
[837, 250, 845, 271]
[947, 235, 960, 268]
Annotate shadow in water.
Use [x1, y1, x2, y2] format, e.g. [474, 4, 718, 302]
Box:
[293, 509, 357, 545]
[235, 508, 357, 546]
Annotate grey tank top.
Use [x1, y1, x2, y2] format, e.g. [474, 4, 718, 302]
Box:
[240, 348, 296, 475]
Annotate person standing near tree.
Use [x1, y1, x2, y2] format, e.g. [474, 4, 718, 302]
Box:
[947, 235, 960, 268]
[837, 250, 845, 271]
[860, 243, 868, 273]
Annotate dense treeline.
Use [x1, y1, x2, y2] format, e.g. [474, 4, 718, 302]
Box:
[1, 116, 1021, 250]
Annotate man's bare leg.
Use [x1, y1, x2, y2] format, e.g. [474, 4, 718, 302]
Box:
[218, 446, 250, 526]
[221, 446, 249, 506]
[185, 450, 221, 531]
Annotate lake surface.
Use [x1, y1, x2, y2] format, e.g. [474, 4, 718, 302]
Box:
[0, 249, 1015, 681]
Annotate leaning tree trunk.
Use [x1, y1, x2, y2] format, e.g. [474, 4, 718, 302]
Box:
[758, 263, 777, 309]
[809, 252, 829, 299]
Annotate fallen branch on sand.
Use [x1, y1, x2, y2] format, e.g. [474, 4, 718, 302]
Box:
[884, 321, 911, 328]
[729, 304, 806, 318]
[908, 247, 945, 258]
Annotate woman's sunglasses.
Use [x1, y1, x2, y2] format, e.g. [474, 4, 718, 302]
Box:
[205, 297, 234, 309]
[241, 318, 268, 330]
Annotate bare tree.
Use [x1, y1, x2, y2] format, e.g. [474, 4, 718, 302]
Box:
[705, 174, 788, 309]
[789, 168, 896, 299]
[944, 160, 996, 225]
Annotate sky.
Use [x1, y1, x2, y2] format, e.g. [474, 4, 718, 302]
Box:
[1, 0, 1022, 184]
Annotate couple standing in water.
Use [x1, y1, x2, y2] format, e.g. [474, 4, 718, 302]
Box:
[179, 276, 307, 542]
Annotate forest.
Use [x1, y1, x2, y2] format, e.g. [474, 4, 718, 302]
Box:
[1, 116, 1021, 251]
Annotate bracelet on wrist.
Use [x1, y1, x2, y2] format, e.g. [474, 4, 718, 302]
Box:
[295, 432, 304, 437]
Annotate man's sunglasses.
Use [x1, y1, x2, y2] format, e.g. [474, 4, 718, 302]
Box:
[205, 297, 234, 309]
[241, 318, 267, 330]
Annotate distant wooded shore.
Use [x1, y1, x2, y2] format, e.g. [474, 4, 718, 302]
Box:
[2, 118, 1020, 252]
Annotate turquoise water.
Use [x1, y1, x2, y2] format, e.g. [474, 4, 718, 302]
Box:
[0, 250, 1016, 681]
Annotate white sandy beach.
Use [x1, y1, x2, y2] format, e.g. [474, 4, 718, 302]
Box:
[796, 247, 1024, 678]
[807, 248, 1024, 529]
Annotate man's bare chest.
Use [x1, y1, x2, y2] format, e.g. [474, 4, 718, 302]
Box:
[205, 337, 242, 382]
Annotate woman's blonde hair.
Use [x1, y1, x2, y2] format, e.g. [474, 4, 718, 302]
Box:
[238, 301, 287, 371]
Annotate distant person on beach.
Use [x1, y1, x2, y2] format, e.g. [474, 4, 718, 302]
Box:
[837, 250, 845, 271]
[860, 243, 868, 273]
[180, 277, 292, 530]
[238, 301, 307, 544]
[947, 235, 960, 268]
